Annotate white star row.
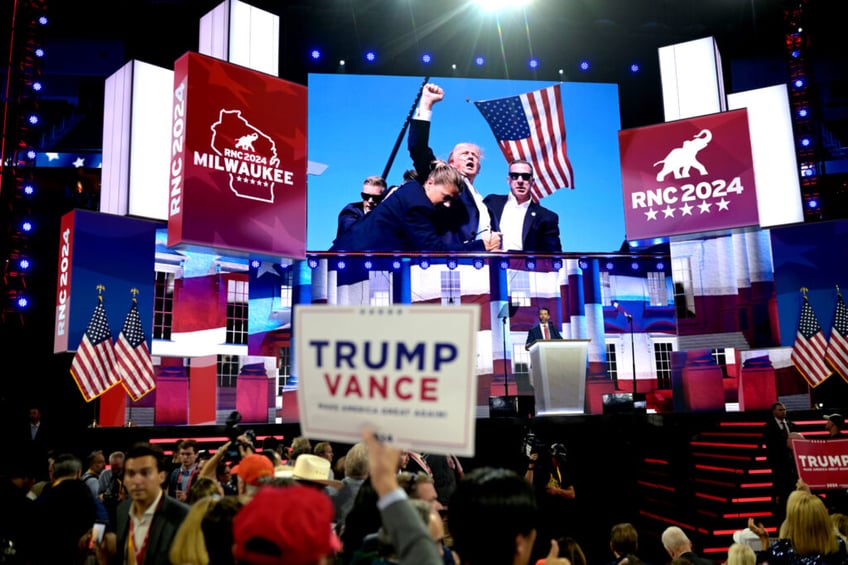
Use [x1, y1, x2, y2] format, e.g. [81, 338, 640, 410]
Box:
[644, 198, 731, 221]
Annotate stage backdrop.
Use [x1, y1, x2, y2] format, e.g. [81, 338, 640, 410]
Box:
[307, 74, 624, 254]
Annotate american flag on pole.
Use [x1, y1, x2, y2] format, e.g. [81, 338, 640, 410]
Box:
[70, 295, 119, 402]
[474, 83, 574, 201]
[825, 291, 848, 383]
[114, 295, 156, 400]
[791, 295, 832, 387]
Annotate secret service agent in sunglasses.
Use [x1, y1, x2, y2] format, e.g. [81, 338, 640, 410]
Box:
[361, 192, 385, 203]
[508, 172, 533, 181]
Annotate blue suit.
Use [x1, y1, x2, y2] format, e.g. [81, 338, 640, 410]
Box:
[330, 181, 487, 252]
[484, 194, 562, 253]
[525, 322, 563, 349]
[336, 201, 366, 239]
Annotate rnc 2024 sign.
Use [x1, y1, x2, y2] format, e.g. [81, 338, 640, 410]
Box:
[618, 109, 758, 241]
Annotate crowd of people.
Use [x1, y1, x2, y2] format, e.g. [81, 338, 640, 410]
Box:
[330, 82, 562, 254]
[5, 405, 848, 564]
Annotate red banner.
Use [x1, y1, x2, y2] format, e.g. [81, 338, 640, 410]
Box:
[618, 110, 758, 241]
[793, 438, 848, 489]
[168, 52, 307, 258]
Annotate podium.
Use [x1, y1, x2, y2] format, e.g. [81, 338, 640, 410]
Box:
[529, 339, 590, 415]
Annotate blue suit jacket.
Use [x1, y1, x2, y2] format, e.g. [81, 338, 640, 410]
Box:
[525, 323, 563, 349]
[336, 201, 366, 239]
[408, 119, 483, 246]
[483, 194, 562, 253]
[330, 181, 486, 252]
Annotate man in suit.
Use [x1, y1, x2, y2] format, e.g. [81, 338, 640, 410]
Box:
[331, 161, 501, 253]
[484, 159, 562, 253]
[408, 82, 493, 248]
[525, 307, 563, 351]
[763, 401, 799, 522]
[335, 175, 387, 239]
[97, 442, 189, 564]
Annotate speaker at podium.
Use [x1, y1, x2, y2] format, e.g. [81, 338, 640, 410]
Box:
[528, 339, 590, 415]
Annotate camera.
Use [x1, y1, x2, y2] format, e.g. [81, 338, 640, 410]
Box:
[224, 411, 255, 457]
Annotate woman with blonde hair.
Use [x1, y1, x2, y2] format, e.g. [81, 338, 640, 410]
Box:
[748, 489, 847, 563]
[726, 543, 755, 565]
[168, 495, 218, 565]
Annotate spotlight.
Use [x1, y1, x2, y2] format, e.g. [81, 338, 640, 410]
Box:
[392, 259, 402, 270]
[630, 63, 640, 73]
[579, 260, 588, 269]
[631, 262, 639, 270]
[23, 183, 34, 195]
[16, 296, 28, 309]
[605, 262, 614, 270]
[364, 259, 373, 270]
[339, 60, 345, 67]
[336, 259, 346, 270]
[807, 198, 819, 209]
[447, 258, 458, 270]
[528, 58, 539, 69]
[525, 258, 536, 271]
[34, 48, 44, 57]
[21, 221, 33, 232]
[656, 262, 665, 270]
[800, 137, 811, 147]
[473, 258, 485, 270]
[579, 60, 590, 71]
[19, 259, 30, 270]
[32, 81, 42, 91]
[310, 49, 321, 60]
[451, 63, 457, 70]
[419, 259, 430, 270]
[26, 149, 36, 159]
[38, 15, 47, 25]
[558, 69, 564, 76]
[307, 257, 319, 269]
[794, 78, 805, 88]
[474, 56, 485, 66]
[791, 49, 800, 58]
[250, 259, 260, 269]
[421, 53, 432, 64]
[499, 259, 509, 270]
[365, 51, 376, 62]
[552, 259, 563, 271]
[797, 108, 808, 118]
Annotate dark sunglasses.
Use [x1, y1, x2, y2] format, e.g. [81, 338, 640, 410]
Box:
[361, 192, 384, 202]
[508, 172, 533, 181]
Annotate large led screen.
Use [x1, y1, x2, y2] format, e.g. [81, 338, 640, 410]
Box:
[307, 74, 625, 254]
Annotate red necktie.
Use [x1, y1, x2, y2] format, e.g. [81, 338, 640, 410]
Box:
[542, 324, 550, 340]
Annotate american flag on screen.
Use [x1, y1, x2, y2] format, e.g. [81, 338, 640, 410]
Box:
[825, 292, 848, 383]
[114, 296, 155, 400]
[474, 83, 574, 201]
[791, 295, 832, 387]
[70, 296, 119, 402]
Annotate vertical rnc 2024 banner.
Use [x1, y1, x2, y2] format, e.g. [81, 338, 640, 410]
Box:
[168, 52, 307, 259]
[618, 109, 758, 241]
[295, 304, 480, 457]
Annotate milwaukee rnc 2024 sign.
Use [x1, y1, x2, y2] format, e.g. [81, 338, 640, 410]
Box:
[618, 109, 758, 241]
[168, 52, 307, 259]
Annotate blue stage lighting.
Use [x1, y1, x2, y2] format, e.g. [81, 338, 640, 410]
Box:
[336, 259, 346, 270]
[365, 51, 376, 62]
[807, 198, 819, 209]
[499, 259, 509, 270]
[364, 259, 373, 270]
[392, 259, 402, 270]
[630, 63, 640, 73]
[798, 108, 808, 118]
[475, 56, 485, 66]
[791, 49, 800, 58]
[34, 48, 44, 57]
[526, 259, 536, 271]
[631, 262, 639, 270]
[447, 258, 458, 270]
[23, 183, 34, 195]
[528, 58, 539, 69]
[16, 296, 28, 308]
[32, 81, 42, 91]
[22, 221, 33, 232]
[307, 257, 319, 269]
[250, 259, 260, 269]
[38, 15, 47, 25]
[579, 60, 590, 71]
[794, 79, 805, 88]
[310, 49, 321, 60]
[473, 258, 485, 270]
[26, 149, 36, 159]
[19, 259, 30, 270]
[28, 114, 38, 125]
[552, 259, 563, 271]
[419, 259, 430, 270]
[421, 53, 432, 64]
[656, 262, 665, 271]
[801, 137, 811, 147]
